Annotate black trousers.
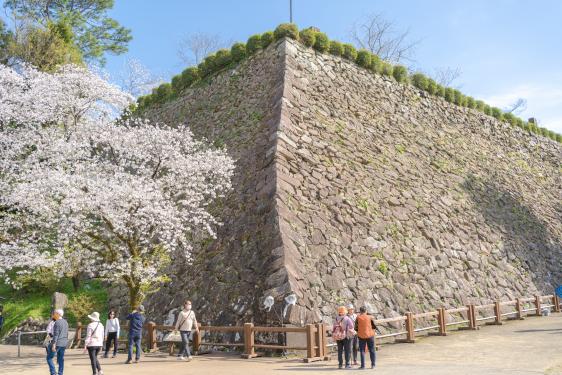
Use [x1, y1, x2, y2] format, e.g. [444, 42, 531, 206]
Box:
[87, 346, 101, 375]
[104, 332, 118, 356]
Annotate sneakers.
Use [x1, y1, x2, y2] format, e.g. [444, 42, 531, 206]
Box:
[134, 359, 139, 363]
[345, 365, 352, 369]
[371, 364, 375, 369]
[125, 360, 131, 364]
[186, 356, 193, 361]
[177, 356, 185, 360]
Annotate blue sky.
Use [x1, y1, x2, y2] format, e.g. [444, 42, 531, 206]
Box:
[6, 0, 562, 133]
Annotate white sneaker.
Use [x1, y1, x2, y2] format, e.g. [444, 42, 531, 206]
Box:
[177, 356, 185, 360]
[186, 356, 192, 361]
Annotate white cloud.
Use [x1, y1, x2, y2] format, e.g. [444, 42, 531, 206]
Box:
[482, 84, 562, 134]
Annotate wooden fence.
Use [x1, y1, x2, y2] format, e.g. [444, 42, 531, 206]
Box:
[73, 293, 560, 361]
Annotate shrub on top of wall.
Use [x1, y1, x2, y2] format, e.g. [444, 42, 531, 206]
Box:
[491, 107, 503, 120]
[392, 65, 408, 83]
[155, 83, 173, 103]
[356, 49, 371, 68]
[274, 23, 299, 41]
[435, 84, 446, 97]
[299, 28, 317, 47]
[328, 40, 344, 56]
[180, 67, 199, 88]
[426, 78, 437, 95]
[261, 31, 274, 48]
[199, 53, 217, 77]
[444, 87, 455, 103]
[466, 96, 476, 109]
[381, 62, 393, 77]
[342, 43, 357, 61]
[246, 34, 262, 54]
[231, 42, 246, 62]
[313, 32, 329, 52]
[453, 89, 466, 106]
[412, 73, 429, 91]
[369, 54, 382, 73]
[475, 100, 485, 111]
[214, 49, 232, 70]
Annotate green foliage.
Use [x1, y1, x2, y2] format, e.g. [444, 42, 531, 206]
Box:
[66, 294, 95, 324]
[491, 107, 503, 120]
[411, 73, 429, 90]
[230, 42, 246, 62]
[444, 87, 455, 103]
[378, 262, 389, 276]
[381, 62, 393, 77]
[261, 31, 274, 48]
[369, 54, 382, 73]
[503, 112, 516, 125]
[328, 40, 344, 56]
[299, 28, 316, 47]
[155, 83, 173, 102]
[475, 100, 486, 111]
[4, 0, 131, 65]
[342, 43, 357, 61]
[466, 96, 476, 109]
[356, 49, 371, 68]
[435, 84, 446, 97]
[171, 74, 182, 92]
[453, 89, 466, 106]
[392, 65, 408, 83]
[199, 53, 217, 77]
[313, 32, 329, 52]
[214, 48, 232, 69]
[181, 67, 199, 88]
[273, 23, 299, 40]
[426, 78, 437, 95]
[246, 34, 262, 54]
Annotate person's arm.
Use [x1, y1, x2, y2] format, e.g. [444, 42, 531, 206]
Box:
[51, 321, 60, 348]
[370, 317, 376, 330]
[354, 318, 359, 332]
[116, 319, 120, 338]
[193, 313, 199, 332]
[104, 320, 109, 339]
[174, 312, 181, 331]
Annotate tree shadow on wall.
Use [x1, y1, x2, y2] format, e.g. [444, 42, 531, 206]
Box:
[461, 174, 561, 294]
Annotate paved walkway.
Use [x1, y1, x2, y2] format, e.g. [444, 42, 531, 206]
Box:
[2, 313, 562, 374]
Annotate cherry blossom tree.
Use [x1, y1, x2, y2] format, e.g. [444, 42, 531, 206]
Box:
[0, 63, 235, 308]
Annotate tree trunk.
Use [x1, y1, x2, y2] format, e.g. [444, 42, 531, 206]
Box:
[129, 285, 144, 310]
[71, 275, 81, 291]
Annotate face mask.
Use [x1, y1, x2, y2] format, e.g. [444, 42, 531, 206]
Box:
[185, 305, 192, 311]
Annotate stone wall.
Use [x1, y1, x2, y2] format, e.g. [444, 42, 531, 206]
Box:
[132, 38, 561, 327]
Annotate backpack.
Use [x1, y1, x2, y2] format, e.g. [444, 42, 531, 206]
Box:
[332, 318, 347, 341]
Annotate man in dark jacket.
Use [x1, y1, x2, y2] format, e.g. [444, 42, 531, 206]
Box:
[47, 309, 69, 375]
[126, 305, 146, 364]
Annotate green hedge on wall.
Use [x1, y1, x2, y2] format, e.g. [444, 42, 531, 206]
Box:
[136, 23, 561, 144]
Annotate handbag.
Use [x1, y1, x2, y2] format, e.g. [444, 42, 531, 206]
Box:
[42, 334, 52, 348]
[162, 311, 190, 342]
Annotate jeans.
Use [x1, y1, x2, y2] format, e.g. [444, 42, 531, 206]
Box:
[351, 335, 358, 363]
[104, 332, 118, 356]
[358, 336, 376, 368]
[336, 338, 351, 367]
[127, 334, 142, 361]
[87, 346, 101, 374]
[46, 346, 66, 375]
[178, 331, 191, 357]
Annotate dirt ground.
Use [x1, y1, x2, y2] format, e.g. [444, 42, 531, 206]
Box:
[2, 313, 562, 374]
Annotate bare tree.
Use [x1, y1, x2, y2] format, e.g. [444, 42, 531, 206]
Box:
[504, 98, 527, 115]
[177, 32, 228, 65]
[116, 57, 162, 98]
[349, 13, 420, 64]
[432, 67, 462, 88]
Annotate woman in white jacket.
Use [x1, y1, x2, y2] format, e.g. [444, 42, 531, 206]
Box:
[85, 312, 104, 375]
[103, 310, 120, 358]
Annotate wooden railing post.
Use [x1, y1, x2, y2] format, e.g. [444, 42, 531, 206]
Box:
[438, 307, 447, 335]
[147, 321, 157, 352]
[314, 323, 323, 358]
[241, 323, 256, 359]
[398, 312, 415, 343]
[535, 295, 542, 316]
[193, 323, 201, 354]
[493, 301, 503, 325]
[553, 295, 560, 313]
[305, 324, 315, 360]
[74, 322, 82, 348]
[468, 304, 477, 330]
[515, 298, 524, 320]
[322, 323, 330, 360]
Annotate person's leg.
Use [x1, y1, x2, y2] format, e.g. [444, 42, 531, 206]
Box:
[184, 331, 192, 357]
[336, 340, 343, 367]
[104, 334, 110, 357]
[127, 336, 133, 362]
[352, 336, 358, 364]
[134, 335, 142, 361]
[94, 347, 102, 372]
[358, 339, 366, 368]
[113, 333, 118, 356]
[344, 338, 351, 367]
[56, 347, 65, 375]
[88, 347, 97, 374]
[367, 337, 376, 368]
[46, 347, 56, 375]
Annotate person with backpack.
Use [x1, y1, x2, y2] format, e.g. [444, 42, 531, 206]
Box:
[332, 305, 355, 369]
[126, 305, 146, 364]
[354, 306, 377, 369]
[84, 312, 104, 375]
[174, 300, 199, 361]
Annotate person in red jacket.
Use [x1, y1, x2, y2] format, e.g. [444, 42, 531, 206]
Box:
[354, 306, 376, 369]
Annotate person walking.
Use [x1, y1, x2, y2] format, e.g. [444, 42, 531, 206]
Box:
[354, 306, 377, 369]
[126, 305, 145, 364]
[174, 300, 199, 361]
[347, 303, 359, 366]
[84, 312, 105, 375]
[332, 306, 354, 369]
[46, 309, 68, 375]
[103, 310, 120, 358]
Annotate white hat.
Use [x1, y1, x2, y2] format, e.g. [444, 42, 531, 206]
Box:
[347, 303, 354, 309]
[87, 312, 100, 322]
[54, 309, 64, 317]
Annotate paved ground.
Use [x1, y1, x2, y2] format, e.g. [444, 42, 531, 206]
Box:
[2, 313, 562, 374]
